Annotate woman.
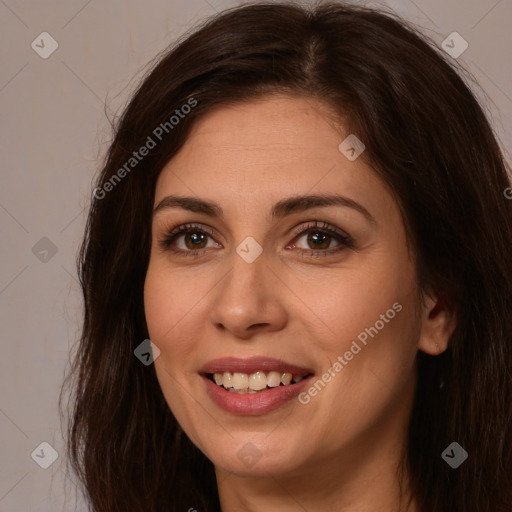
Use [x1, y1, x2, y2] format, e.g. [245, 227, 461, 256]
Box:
[60, 2, 512, 511]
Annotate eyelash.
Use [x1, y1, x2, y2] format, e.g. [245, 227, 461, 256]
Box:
[157, 220, 354, 258]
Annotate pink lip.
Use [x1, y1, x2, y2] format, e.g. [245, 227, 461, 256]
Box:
[199, 357, 315, 415]
[200, 356, 314, 376]
[202, 374, 314, 415]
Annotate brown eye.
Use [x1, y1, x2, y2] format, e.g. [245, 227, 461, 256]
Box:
[183, 231, 209, 250]
[159, 220, 354, 258]
[159, 223, 219, 256]
[289, 221, 354, 255]
[303, 231, 333, 250]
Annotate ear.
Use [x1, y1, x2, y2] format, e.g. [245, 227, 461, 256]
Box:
[417, 292, 457, 355]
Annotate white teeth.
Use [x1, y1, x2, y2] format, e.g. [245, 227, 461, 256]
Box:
[267, 371, 281, 387]
[281, 372, 292, 385]
[211, 370, 306, 392]
[222, 372, 233, 389]
[232, 372, 249, 390]
[249, 371, 267, 390]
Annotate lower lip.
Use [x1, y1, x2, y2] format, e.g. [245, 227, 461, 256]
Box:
[202, 374, 313, 415]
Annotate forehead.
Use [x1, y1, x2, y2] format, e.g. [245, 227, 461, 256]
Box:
[175, 95, 345, 162]
[154, 95, 392, 222]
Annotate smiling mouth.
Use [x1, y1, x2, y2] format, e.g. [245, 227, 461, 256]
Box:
[206, 371, 313, 393]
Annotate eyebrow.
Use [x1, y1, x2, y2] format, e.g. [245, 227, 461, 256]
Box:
[153, 193, 376, 225]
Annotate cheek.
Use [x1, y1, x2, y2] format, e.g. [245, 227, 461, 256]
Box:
[144, 259, 201, 342]
[144, 265, 201, 423]
[143, 262, 197, 384]
[291, 256, 414, 349]
[143, 258, 218, 389]
[297, 254, 420, 405]
[322, 294, 419, 425]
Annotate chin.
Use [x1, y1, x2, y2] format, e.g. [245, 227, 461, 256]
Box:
[206, 436, 306, 477]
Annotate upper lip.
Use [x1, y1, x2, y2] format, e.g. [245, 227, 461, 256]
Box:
[200, 356, 314, 376]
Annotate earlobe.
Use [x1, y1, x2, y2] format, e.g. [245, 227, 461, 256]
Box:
[417, 293, 457, 356]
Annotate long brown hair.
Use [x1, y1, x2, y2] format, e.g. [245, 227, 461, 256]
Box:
[60, 2, 512, 511]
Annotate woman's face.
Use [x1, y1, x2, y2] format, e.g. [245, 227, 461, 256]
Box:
[144, 95, 442, 481]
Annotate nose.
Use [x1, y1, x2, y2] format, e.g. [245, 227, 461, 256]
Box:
[208, 249, 288, 340]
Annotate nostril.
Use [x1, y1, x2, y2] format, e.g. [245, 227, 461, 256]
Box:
[248, 323, 269, 330]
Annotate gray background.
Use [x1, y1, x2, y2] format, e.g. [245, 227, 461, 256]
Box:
[1, 0, 511, 510]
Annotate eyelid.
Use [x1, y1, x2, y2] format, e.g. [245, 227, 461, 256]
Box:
[157, 220, 354, 255]
[157, 222, 219, 250]
[288, 220, 352, 244]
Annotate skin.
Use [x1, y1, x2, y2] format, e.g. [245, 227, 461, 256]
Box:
[143, 94, 457, 512]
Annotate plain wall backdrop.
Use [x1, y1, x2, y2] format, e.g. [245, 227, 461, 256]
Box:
[0, 0, 511, 510]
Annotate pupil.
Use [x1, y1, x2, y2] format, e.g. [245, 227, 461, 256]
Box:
[186, 232, 206, 249]
[308, 232, 329, 250]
